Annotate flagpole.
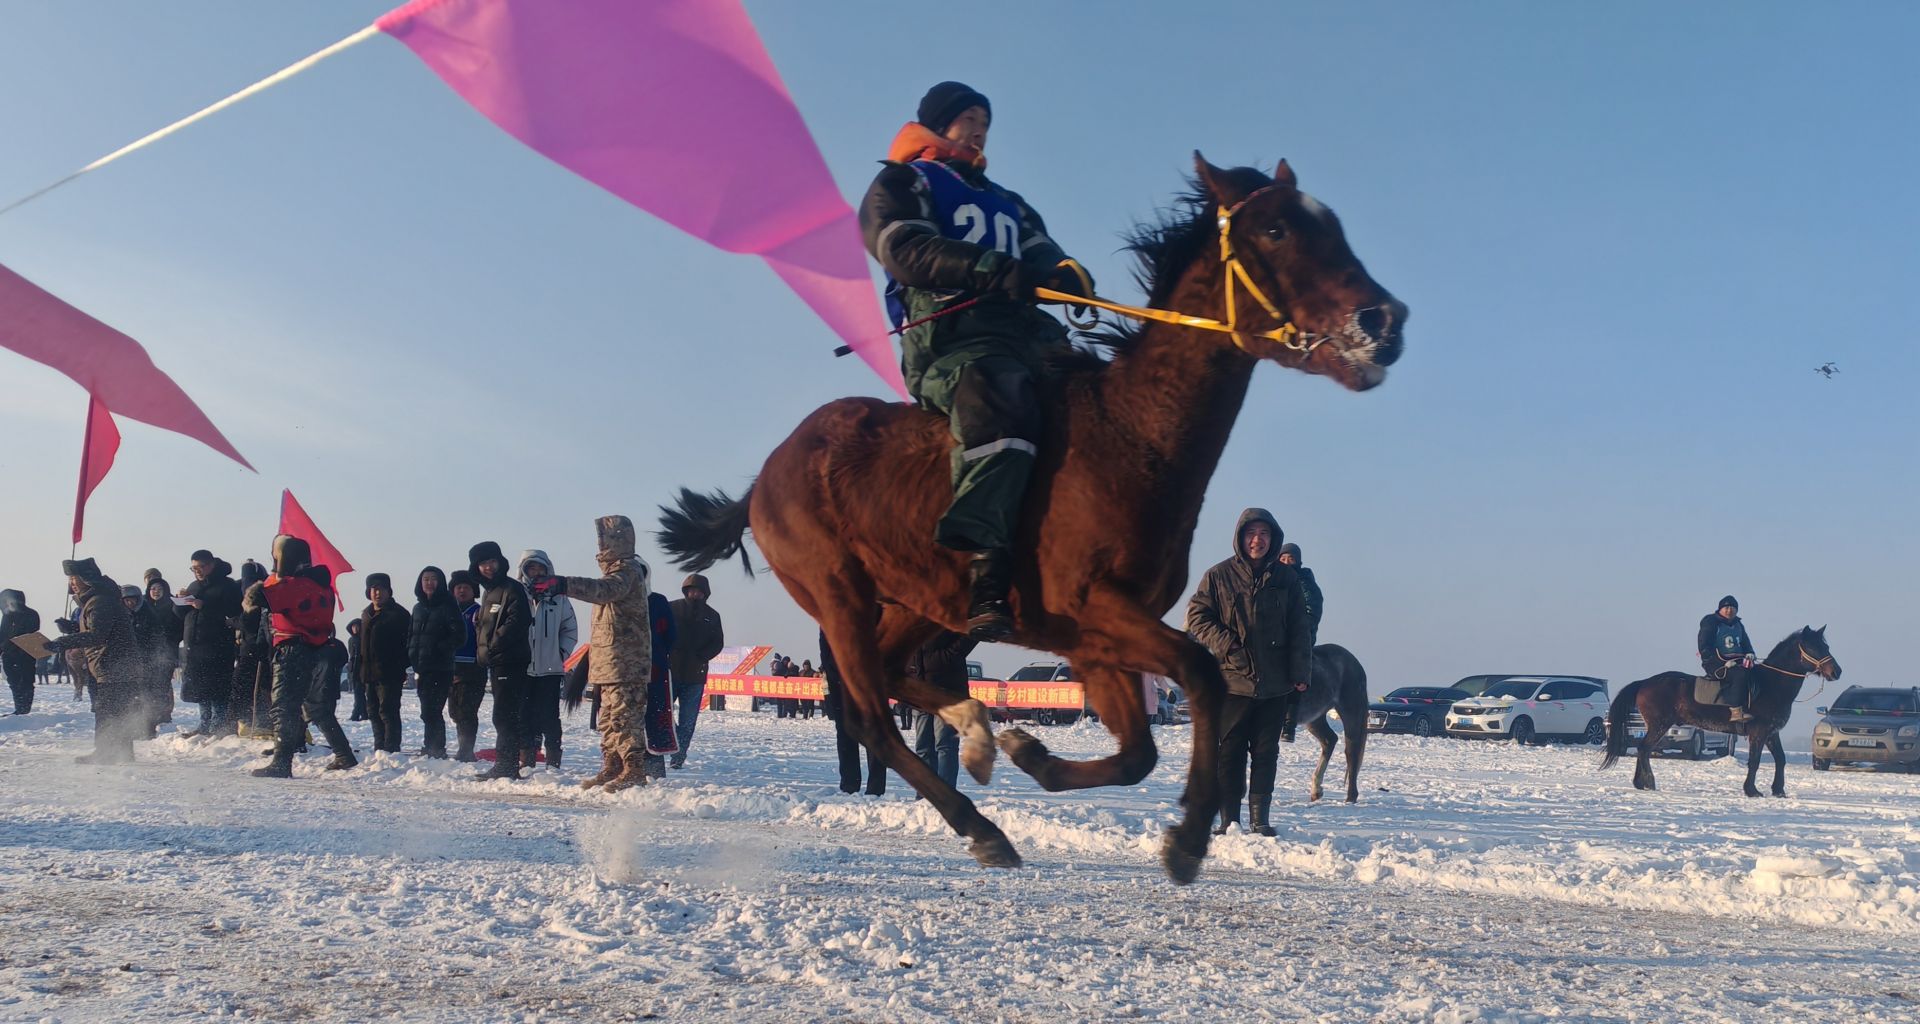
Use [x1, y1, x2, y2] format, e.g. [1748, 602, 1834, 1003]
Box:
[0, 23, 382, 218]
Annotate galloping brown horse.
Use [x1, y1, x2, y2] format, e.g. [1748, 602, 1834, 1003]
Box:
[1602, 626, 1840, 797]
[659, 156, 1405, 883]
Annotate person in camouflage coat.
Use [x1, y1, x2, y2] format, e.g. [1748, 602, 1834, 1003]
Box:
[549, 515, 663, 792]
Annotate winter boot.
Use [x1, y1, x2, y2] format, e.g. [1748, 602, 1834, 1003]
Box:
[965, 550, 1016, 642]
[474, 750, 522, 781]
[1248, 793, 1277, 837]
[642, 753, 667, 781]
[325, 753, 359, 771]
[601, 755, 651, 793]
[1280, 707, 1298, 744]
[546, 743, 562, 770]
[521, 748, 540, 772]
[581, 751, 624, 790]
[317, 721, 357, 772]
[1212, 800, 1241, 836]
[454, 727, 477, 763]
[251, 745, 295, 778]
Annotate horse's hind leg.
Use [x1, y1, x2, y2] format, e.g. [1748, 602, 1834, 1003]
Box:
[1767, 731, 1787, 797]
[1305, 717, 1336, 802]
[997, 664, 1157, 791]
[814, 579, 1019, 867]
[1340, 697, 1368, 803]
[1633, 703, 1669, 791]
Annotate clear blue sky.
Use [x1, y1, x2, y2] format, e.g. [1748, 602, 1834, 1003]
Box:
[2, 2, 1913, 743]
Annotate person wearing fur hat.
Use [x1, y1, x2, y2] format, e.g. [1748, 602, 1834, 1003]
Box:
[445, 569, 486, 761]
[407, 566, 465, 759]
[141, 572, 182, 730]
[859, 81, 1093, 641]
[546, 516, 664, 791]
[469, 541, 533, 779]
[176, 549, 240, 737]
[1, 589, 41, 715]
[251, 535, 358, 777]
[356, 572, 412, 754]
[519, 549, 578, 770]
[44, 558, 143, 763]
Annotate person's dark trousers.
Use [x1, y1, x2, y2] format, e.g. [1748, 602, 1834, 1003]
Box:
[912, 709, 960, 787]
[5, 662, 33, 714]
[526, 674, 563, 765]
[415, 669, 452, 758]
[670, 676, 706, 766]
[369, 678, 404, 753]
[230, 645, 268, 733]
[488, 663, 532, 771]
[350, 672, 368, 721]
[1217, 694, 1287, 820]
[270, 643, 352, 762]
[448, 663, 487, 761]
[777, 697, 794, 719]
[834, 715, 886, 796]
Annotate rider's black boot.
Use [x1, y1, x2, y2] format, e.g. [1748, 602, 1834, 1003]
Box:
[966, 550, 1016, 642]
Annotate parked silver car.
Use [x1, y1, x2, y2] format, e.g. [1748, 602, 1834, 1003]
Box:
[1617, 711, 1733, 760]
[1811, 686, 1920, 772]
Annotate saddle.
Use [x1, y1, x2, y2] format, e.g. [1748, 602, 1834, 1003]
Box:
[1693, 675, 1732, 706]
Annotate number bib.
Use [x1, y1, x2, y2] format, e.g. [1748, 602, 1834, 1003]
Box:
[884, 161, 1023, 328]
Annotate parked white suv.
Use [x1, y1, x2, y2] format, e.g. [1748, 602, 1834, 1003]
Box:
[1445, 676, 1609, 745]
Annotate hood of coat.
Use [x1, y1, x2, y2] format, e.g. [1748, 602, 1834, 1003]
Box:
[415, 565, 451, 606]
[681, 573, 711, 600]
[517, 549, 555, 581]
[1232, 508, 1283, 566]
[594, 516, 637, 568]
[121, 585, 147, 611]
[0, 590, 23, 613]
[145, 577, 171, 603]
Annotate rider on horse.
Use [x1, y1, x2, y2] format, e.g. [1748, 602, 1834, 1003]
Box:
[858, 81, 1094, 640]
[1698, 594, 1756, 721]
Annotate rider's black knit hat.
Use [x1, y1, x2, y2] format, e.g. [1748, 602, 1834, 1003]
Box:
[917, 81, 990, 135]
[1718, 595, 1738, 610]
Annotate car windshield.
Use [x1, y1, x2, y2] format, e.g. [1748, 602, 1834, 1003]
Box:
[1482, 681, 1540, 700]
[1008, 666, 1059, 682]
[1832, 692, 1918, 714]
[1386, 688, 1444, 701]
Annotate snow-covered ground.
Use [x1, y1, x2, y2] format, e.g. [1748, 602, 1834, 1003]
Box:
[4, 687, 1918, 1023]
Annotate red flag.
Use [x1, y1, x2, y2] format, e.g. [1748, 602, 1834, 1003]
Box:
[72, 395, 121, 544]
[279, 489, 354, 609]
[1, 260, 251, 470]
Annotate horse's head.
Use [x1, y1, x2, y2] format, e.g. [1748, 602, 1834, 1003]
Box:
[1194, 154, 1406, 391]
[1798, 625, 1841, 681]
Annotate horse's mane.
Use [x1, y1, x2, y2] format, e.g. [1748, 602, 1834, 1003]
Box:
[1054, 165, 1274, 376]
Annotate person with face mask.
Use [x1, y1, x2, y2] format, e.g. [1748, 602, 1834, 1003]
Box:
[1, 589, 41, 715]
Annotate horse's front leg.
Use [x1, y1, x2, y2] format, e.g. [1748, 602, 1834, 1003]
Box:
[1768, 731, 1788, 797]
[1743, 733, 1766, 797]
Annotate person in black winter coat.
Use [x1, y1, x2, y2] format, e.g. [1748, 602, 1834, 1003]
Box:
[1278, 543, 1323, 640]
[357, 573, 413, 753]
[469, 541, 532, 779]
[407, 566, 464, 758]
[345, 618, 366, 721]
[176, 550, 240, 737]
[44, 558, 142, 763]
[229, 559, 272, 734]
[1698, 595, 1758, 721]
[1186, 509, 1312, 838]
[1, 589, 41, 715]
[141, 574, 182, 730]
[820, 631, 885, 796]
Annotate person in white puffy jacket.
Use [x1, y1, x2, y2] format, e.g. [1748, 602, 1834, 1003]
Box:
[518, 549, 578, 769]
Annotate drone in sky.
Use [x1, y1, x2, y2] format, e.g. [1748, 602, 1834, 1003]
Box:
[1815, 362, 1839, 379]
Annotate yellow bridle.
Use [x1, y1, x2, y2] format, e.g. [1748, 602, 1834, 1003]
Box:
[1033, 186, 1311, 355]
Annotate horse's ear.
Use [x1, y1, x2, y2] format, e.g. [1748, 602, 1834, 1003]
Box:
[1274, 158, 1298, 190]
[1194, 151, 1251, 207]
[1818, 624, 1827, 635]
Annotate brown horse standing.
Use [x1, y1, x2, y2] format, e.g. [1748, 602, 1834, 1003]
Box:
[659, 155, 1405, 883]
[1602, 627, 1840, 797]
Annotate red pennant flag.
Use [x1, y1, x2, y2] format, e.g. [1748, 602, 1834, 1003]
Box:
[2, 261, 251, 470]
[72, 395, 122, 544]
[279, 489, 354, 610]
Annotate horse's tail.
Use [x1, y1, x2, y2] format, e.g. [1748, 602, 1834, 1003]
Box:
[1599, 679, 1646, 770]
[656, 485, 755, 576]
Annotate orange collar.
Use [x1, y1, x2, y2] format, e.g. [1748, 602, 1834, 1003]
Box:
[887, 122, 986, 170]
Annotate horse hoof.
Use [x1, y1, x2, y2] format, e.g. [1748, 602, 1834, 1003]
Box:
[962, 741, 995, 785]
[1743, 789, 1763, 798]
[1344, 794, 1358, 804]
[1309, 789, 1323, 803]
[968, 835, 1022, 869]
[998, 728, 1049, 773]
[1160, 831, 1207, 886]
[1771, 790, 1787, 798]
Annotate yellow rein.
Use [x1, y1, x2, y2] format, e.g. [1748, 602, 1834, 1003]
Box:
[1031, 189, 1310, 354]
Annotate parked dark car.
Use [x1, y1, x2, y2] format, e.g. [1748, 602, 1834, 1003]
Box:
[1811, 686, 1920, 772]
[1366, 686, 1470, 737]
